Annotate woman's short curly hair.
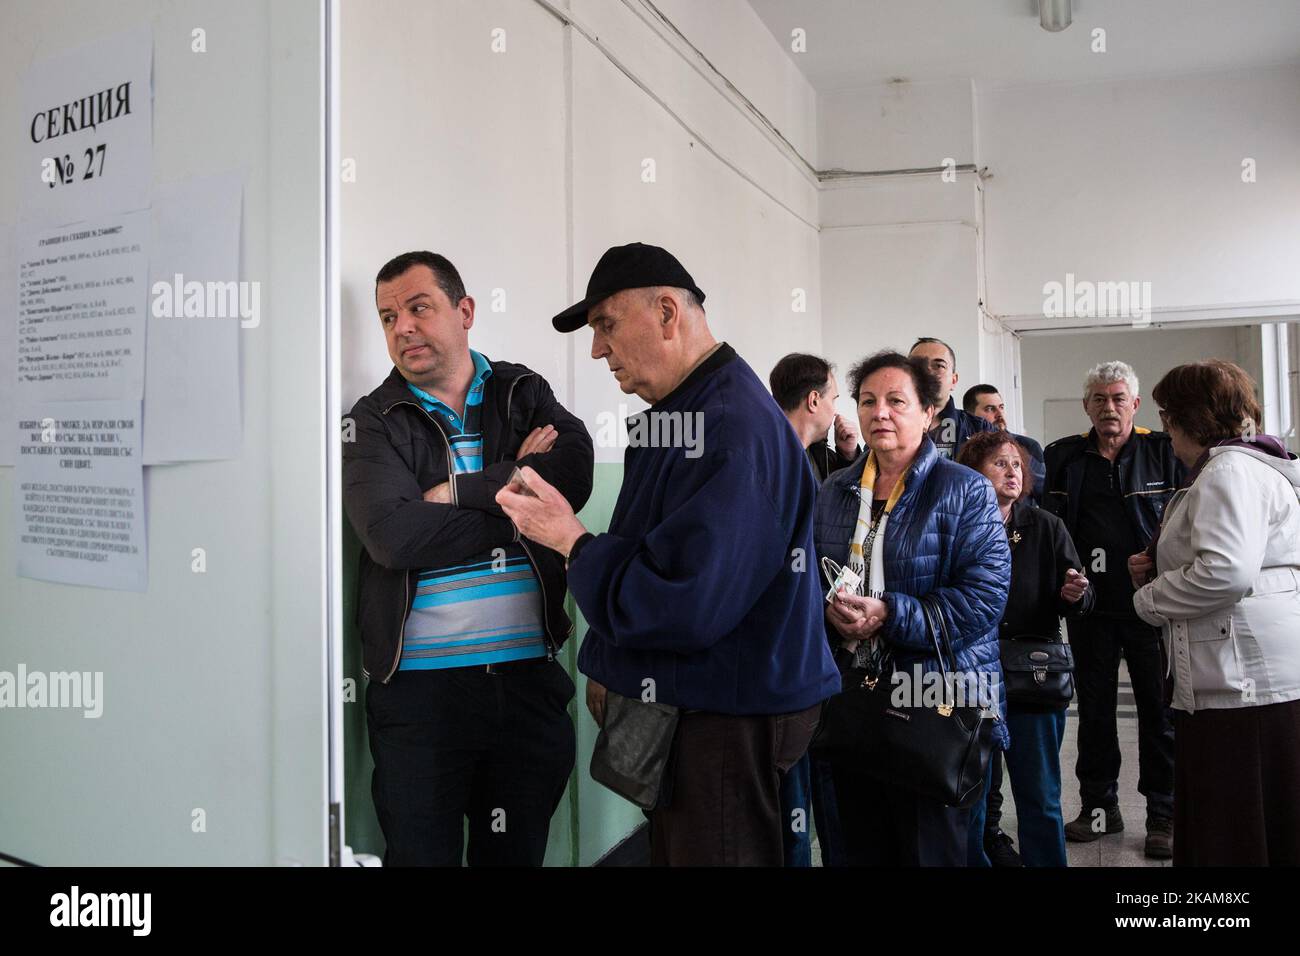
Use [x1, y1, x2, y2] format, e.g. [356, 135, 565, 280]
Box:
[846, 350, 943, 410]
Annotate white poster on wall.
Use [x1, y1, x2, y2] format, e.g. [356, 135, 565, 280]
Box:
[15, 209, 149, 403]
[19, 26, 153, 225]
[0, 225, 14, 466]
[14, 398, 146, 592]
[143, 173, 245, 464]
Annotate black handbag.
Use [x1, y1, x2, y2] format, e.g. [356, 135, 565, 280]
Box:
[810, 598, 996, 809]
[589, 690, 680, 811]
[999, 636, 1075, 708]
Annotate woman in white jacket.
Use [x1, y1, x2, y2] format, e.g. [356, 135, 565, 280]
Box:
[1130, 360, 1300, 866]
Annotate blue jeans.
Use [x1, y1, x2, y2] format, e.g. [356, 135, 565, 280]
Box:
[1003, 708, 1068, 866]
[968, 708, 1069, 866]
[780, 752, 813, 866]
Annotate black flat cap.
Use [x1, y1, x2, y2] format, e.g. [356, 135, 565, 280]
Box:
[552, 242, 705, 332]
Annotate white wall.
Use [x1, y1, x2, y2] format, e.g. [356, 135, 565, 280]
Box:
[817, 79, 985, 422]
[0, 0, 327, 865]
[820, 80, 974, 172]
[981, 66, 1300, 323]
[340, 0, 821, 865]
[1019, 325, 1253, 446]
[815, 63, 1300, 434]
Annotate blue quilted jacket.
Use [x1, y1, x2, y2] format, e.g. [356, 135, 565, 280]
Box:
[814, 436, 1012, 749]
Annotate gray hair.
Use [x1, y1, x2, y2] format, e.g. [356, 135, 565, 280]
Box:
[1083, 360, 1139, 400]
[642, 286, 701, 313]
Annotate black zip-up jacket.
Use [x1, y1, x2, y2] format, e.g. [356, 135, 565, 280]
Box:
[1001, 497, 1094, 641]
[342, 358, 594, 683]
[1042, 426, 1184, 547]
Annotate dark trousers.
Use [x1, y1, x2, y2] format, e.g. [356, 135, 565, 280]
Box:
[1174, 698, 1300, 866]
[967, 758, 996, 866]
[809, 749, 847, 866]
[984, 748, 1005, 835]
[650, 705, 820, 866]
[833, 760, 971, 866]
[779, 752, 813, 866]
[365, 658, 576, 866]
[1068, 616, 1174, 819]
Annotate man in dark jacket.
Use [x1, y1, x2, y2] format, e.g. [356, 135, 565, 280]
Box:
[963, 384, 1046, 503]
[496, 243, 840, 866]
[768, 351, 860, 866]
[343, 251, 593, 866]
[910, 337, 994, 459]
[769, 352, 861, 483]
[1043, 360, 1183, 859]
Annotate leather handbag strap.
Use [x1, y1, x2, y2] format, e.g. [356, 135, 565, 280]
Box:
[919, 597, 956, 676]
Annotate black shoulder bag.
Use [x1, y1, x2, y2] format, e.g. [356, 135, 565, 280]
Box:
[999, 636, 1074, 708]
[810, 597, 996, 809]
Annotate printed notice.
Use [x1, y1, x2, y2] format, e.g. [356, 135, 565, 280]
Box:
[15, 399, 146, 592]
[16, 209, 148, 402]
[20, 26, 153, 224]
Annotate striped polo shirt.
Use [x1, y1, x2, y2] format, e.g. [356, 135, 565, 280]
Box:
[399, 351, 548, 670]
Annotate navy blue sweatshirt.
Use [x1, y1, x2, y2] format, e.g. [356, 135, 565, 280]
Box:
[569, 344, 841, 715]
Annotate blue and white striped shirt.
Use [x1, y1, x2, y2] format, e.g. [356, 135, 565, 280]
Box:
[399, 351, 547, 670]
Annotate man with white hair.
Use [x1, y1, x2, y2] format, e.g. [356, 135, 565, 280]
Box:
[1043, 360, 1185, 859]
[495, 242, 839, 866]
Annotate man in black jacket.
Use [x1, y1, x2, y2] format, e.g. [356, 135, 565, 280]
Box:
[343, 251, 593, 866]
[769, 352, 861, 482]
[909, 337, 993, 459]
[767, 352, 859, 867]
[1043, 360, 1182, 859]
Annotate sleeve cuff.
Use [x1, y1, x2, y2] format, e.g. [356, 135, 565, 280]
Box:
[1133, 584, 1165, 627]
[451, 463, 514, 514]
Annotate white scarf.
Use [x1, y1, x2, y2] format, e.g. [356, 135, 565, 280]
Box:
[847, 451, 906, 598]
[844, 453, 906, 665]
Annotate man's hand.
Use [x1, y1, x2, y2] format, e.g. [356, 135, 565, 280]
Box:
[1060, 567, 1089, 604]
[586, 678, 608, 727]
[833, 414, 860, 460]
[495, 465, 587, 555]
[423, 482, 451, 504]
[826, 588, 886, 640]
[517, 425, 557, 459]
[1128, 552, 1155, 591]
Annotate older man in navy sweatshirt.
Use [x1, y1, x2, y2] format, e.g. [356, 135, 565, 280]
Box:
[497, 243, 840, 866]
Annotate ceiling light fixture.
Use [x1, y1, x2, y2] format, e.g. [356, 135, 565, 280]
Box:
[1039, 0, 1072, 32]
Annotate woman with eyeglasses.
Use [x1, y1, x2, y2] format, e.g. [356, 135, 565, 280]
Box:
[1131, 360, 1300, 865]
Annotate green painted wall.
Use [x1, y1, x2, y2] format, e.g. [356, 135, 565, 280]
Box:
[343, 463, 639, 866]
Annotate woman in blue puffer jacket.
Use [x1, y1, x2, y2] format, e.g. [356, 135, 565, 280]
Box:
[814, 350, 1011, 866]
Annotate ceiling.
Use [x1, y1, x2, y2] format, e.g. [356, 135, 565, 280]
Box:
[746, 0, 1300, 92]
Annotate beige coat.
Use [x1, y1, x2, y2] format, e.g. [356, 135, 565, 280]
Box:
[1134, 444, 1300, 712]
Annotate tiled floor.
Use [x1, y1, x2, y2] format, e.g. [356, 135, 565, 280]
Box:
[1007, 661, 1167, 867]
